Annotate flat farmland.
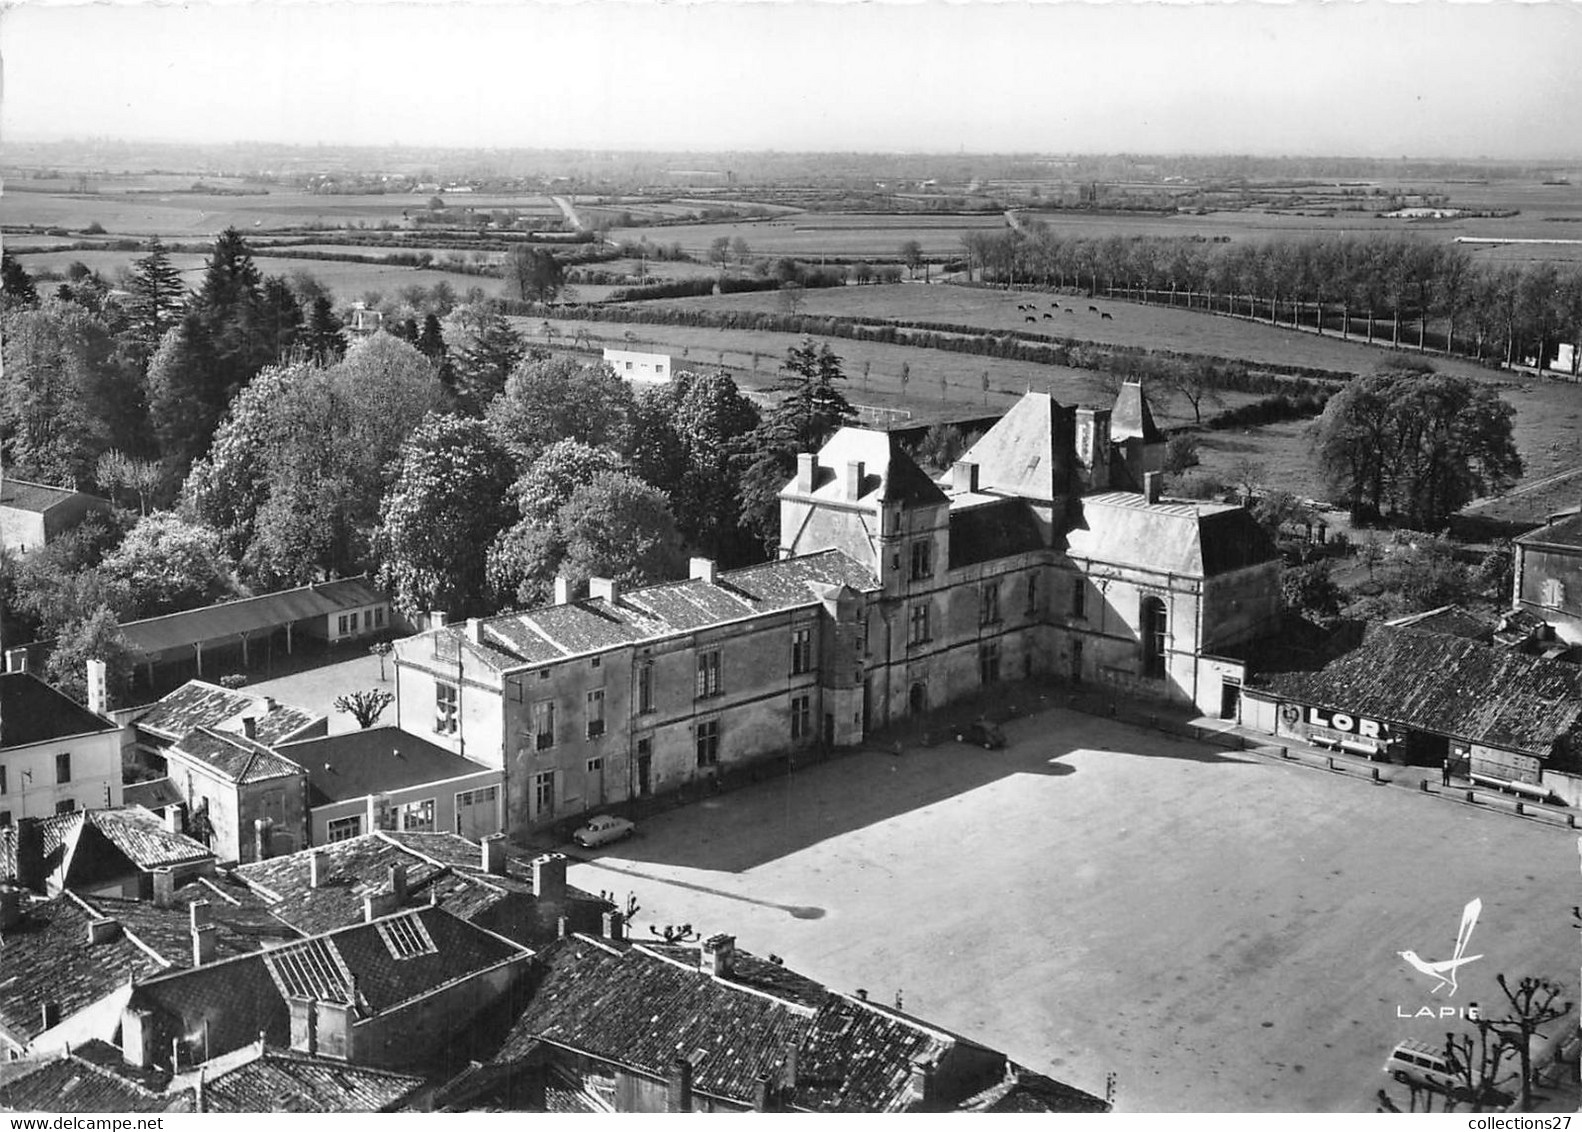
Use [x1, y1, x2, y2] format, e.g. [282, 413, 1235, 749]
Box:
[612, 213, 1010, 258]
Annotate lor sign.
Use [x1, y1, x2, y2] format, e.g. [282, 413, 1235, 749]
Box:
[1308, 707, 1387, 739]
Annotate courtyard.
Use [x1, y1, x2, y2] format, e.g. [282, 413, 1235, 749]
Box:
[563, 708, 1577, 1113]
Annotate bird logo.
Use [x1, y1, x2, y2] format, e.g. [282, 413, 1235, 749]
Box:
[1399, 898, 1483, 996]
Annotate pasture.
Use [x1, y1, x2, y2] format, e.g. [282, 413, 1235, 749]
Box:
[609, 212, 1010, 259]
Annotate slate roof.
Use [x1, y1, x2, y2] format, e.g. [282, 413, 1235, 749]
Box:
[1066, 492, 1280, 578]
[166, 727, 306, 786]
[1110, 380, 1163, 443]
[277, 727, 496, 807]
[132, 680, 322, 746]
[120, 576, 387, 656]
[957, 392, 1075, 503]
[1515, 512, 1582, 550]
[0, 672, 118, 750]
[0, 1052, 193, 1113]
[0, 892, 170, 1045]
[947, 497, 1047, 569]
[1265, 624, 1582, 758]
[783, 427, 948, 508]
[497, 937, 992, 1113]
[202, 1048, 425, 1112]
[0, 478, 106, 515]
[407, 550, 879, 673]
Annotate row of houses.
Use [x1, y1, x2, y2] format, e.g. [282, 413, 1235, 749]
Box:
[0, 828, 1107, 1112]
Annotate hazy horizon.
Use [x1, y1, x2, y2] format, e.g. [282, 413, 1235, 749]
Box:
[5, 1, 1582, 162]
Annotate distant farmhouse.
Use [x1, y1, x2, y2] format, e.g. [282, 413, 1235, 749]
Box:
[601, 348, 674, 384]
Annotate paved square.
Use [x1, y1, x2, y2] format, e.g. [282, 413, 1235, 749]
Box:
[565, 709, 1577, 1112]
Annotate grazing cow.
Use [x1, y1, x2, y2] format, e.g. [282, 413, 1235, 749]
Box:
[1043, 312, 1053, 319]
[1089, 305, 1099, 313]
[1025, 315, 1036, 322]
[1101, 312, 1113, 321]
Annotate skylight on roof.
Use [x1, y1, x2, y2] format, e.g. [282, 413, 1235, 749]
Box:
[377, 913, 437, 960]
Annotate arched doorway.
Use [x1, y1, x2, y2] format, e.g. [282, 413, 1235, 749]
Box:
[908, 682, 929, 716]
[1140, 596, 1168, 679]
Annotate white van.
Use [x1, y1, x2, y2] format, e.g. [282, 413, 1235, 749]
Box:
[1383, 1040, 1461, 1094]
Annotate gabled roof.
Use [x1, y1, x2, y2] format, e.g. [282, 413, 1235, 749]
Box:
[1385, 604, 1498, 645]
[0, 478, 108, 515]
[165, 727, 305, 786]
[0, 1050, 193, 1113]
[405, 550, 879, 673]
[279, 728, 495, 807]
[74, 891, 299, 969]
[122, 777, 185, 811]
[2, 808, 215, 892]
[1110, 380, 1163, 443]
[957, 392, 1074, 503]
[785, 427, 948, 508]
[1265, 624, 1582, 758]
[1514, 511, 1582, 550]
[119, 576, 387, 657]
[201, 1047, 425, 1112]
[497, 937, 1005, 1113]
[0, 892, 170, 1046]
[0, 672, 117, 751]
[133, 680, 322, 747]
[1067, 492, 1279, 578]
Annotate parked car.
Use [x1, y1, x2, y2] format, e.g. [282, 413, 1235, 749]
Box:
[573, 814, 635, 848]
[955, 719, 1006, 749]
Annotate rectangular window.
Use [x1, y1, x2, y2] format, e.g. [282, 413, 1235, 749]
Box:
[349, 611, 360, 634]
[908, 602, 931, 646]
[696, 720, 720, 767]
[586, 688, 606, 739]
[435, 683, 459, 735]
[534, 771, 555, 815]
[696, 649, 722, 698]
[586, 757, 603, 774]
[1027, 574, 1040, 616]
[327, 815, 363, 842]
[56, 798, 76, 815]
[591, 657, 601, 669]
[791, 627, 812, 675]
[910, 540, 933, 581]
[55, 752, 71, 785]
[980, 581, 1001, 626]
[0, 812, 10, 828]
[791, 694, 811, 740]
[532, 700, 556, 751]
[399, 799, 435, 832]
[638, 664, 655, 714]
[979, 642, 1001, 685]
[375, 606, 386, 627]
[0, 764, 6, 795]
[338, 614, 349, 635]
[1071, 579, 1087, 620]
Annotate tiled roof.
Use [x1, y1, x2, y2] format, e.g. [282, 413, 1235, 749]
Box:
[497, 938, 984, 1113]
[0, 1052, 192, 1113]
[1067, 493, 1279, 578]
[0, 892, 170, 1045]
[403, 550, 879, 672]
[1385, 604, 1498, 644]
[0, 672, 117, 750]
[76, 892, 299, 968]
[81, 807, 216, 871]
[133, 680, 322, 746]
[1266, 624, 1582, 758]
[202, 1048, 425, 1112]
[0, 478, 106, 515]
[1, 809, 214, 891]
[277, 727, 495, 806]
[122, 777, 185, 811]
[120, 577, 386, 657]
[166, 727, 306, 786]
[957, 1069, 1109, 1113]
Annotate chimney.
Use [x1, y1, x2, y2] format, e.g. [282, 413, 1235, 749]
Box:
[86, 918, 121, 945]
[951, 460, 980, 494]
[261, 697, 277, 713]
[601, 910, 625, 941]
[363, 892, 394, 922]
[152, 868, 177, 909]
[288, 997, 317, 1057]
[481, 833, 507, 876]
[532, 853, 567, 904]
[589, 577, 619, 605]
[40, 1002, 61, 1032]
[85, 658, 108, 716]
[909, 1058, 937, 1109]
[0, 886, 22, 931]
[689, 557, 718, 585]
[253, 818, 270, 862]
[5, 647, 27, 674]
[556, 915, 569, 939]
[1144, 470, 1162, 505]
[668, 1054, 694, 1113]
[701, 933, 736, 978]
[465, 618, 482, 644]
[845, 460, 866, 500]
[14, 818, 45, 893]
[121, 1007, 156, 1070]
[192, 922, 217, 966]
[191, 900, 213, 930]
[553, 576, 574, 604]
[752, 1073, 773, 1113]
[428, 611, 449, 632]
[387, 863, 408, 905]
[309, 848, 328, 889]
[241, 716, 258, 740]
[795, 452, 816, 493]
[163, 803, 185, 836]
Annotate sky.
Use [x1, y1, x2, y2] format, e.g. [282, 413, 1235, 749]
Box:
[3, 1, 1581, 159]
